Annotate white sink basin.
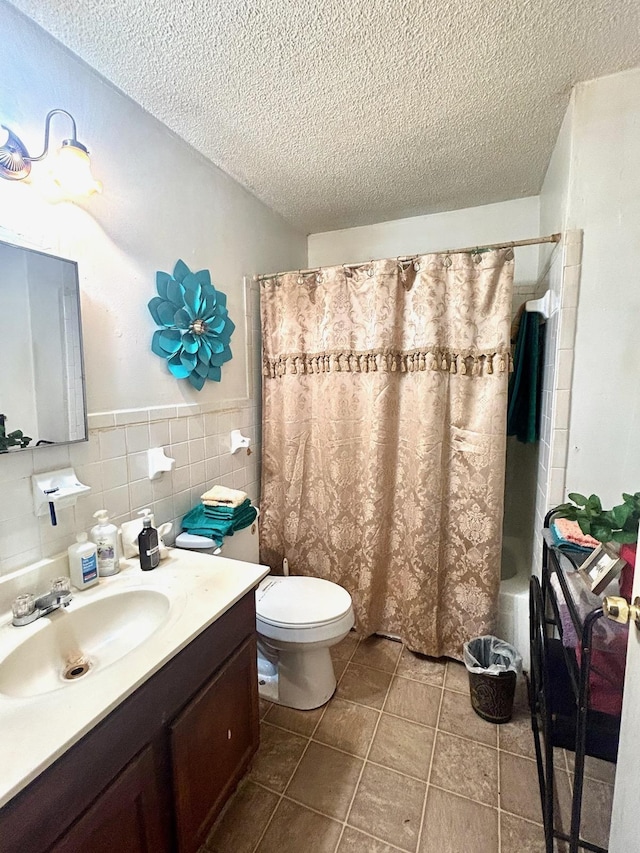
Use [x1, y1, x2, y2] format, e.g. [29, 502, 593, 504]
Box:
[0, 589, 171, 698]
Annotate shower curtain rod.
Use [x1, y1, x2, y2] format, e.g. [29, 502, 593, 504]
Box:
[253, 232, 561, 282]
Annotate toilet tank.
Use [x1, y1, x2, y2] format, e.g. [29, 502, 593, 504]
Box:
[218, 513, 259, 563]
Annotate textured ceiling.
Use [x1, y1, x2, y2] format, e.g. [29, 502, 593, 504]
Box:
[8, 0, 640, 232]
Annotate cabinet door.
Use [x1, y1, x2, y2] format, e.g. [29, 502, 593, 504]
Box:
[50, 745, 170, 853]
[170, 635, 259, 853]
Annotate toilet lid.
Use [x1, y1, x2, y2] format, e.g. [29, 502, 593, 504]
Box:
[256, 576, 352, 628]
[175, 532, 217, 550]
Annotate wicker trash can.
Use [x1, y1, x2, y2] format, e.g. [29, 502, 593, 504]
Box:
[463, 636, 521, 724]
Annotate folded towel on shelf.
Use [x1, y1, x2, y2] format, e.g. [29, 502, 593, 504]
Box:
[181, 501, 257, 545]
[550, 518, 599, 552]
[202, 498, 252, 519]
[200, 485, 248, 508]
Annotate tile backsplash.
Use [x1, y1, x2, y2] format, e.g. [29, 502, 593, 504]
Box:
[0, 279, 263, 579]
[0, 404, 261, 578]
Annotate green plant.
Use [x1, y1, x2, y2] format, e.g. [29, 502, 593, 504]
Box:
[0, 424, 32, 453]
[555, 492, 640, 545]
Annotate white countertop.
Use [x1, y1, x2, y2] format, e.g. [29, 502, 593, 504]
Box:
[0, 549, 269, 809]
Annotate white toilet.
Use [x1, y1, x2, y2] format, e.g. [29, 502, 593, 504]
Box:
[175, 516, 354, 710]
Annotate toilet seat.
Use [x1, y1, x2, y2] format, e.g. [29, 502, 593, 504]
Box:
[256, 576, 352, 630]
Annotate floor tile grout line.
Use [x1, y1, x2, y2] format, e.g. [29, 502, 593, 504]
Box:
[250, 636, 363, 853]
[249, 683, 334, 853]
[415, 661, 448, 853]
[498, 805, 546, 827]
[255, 772, 517, 823]
[427, 781, 499, 811]
[323, 693, 440, 725]
[334, 644, 405, 853]
[264, 704, 438, 741]
[422, 724, 500, 752]
[344, 657, 447, 687]
[262, 706, 549, 773]
[562, 748, 574, 798]
[244, 641, 547, 853]
[262, 702, 520, 759]
[278, 792, 413, 853]
[248, 776, 530, 850]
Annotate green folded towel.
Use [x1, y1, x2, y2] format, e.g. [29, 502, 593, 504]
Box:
[181, 502, 257, 546]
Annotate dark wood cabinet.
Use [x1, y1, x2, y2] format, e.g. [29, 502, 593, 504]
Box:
[172, 636, 258, 853]
[0, 591, 260, 853]
[49, 746, 169, 853]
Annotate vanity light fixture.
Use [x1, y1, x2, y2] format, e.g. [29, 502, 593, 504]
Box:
[0, 109, 101, 196]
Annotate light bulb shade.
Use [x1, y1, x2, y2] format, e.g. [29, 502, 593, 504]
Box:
[53, 140, 102, 196]
[0, 126, 31, 180]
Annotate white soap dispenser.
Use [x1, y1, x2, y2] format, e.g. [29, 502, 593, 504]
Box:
[91, 509, 120, 577]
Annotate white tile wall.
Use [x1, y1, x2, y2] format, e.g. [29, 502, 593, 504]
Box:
[499, 232, 582, 666]
[0, 280, 264, 578]
[531, 230, 582, 573]
[0, 402, 262, 578]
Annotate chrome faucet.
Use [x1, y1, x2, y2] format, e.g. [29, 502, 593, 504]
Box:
[11, 577, 73, 626]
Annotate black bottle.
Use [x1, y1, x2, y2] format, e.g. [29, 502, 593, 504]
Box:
[138, 509, 160, 571]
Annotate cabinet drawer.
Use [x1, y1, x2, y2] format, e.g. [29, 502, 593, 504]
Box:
[170, 635, 259, 853]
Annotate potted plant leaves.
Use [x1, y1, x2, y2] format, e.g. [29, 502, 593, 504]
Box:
[555, 492, 639, 598]
[0, 414, 32, 453]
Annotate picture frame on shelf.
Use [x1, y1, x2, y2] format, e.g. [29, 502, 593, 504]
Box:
[577, 543, 627, 595]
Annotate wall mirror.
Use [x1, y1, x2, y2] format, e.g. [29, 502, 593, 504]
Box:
[0, 239, 87, 452]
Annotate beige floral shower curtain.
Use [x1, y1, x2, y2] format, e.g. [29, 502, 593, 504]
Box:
[259, 250, 514, 659]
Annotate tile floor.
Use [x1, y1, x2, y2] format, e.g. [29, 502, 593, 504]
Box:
[203, 635, 615, 853]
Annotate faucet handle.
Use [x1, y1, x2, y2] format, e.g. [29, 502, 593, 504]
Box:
[50, 576, 72, 604]
[51, 577, 71, 596]
[12, 593, 36, 621]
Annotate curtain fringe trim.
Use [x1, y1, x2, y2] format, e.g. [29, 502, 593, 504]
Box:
[262, 349, 513, 378]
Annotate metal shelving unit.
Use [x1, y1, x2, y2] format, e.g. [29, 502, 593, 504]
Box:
[528, 511, 626, 853]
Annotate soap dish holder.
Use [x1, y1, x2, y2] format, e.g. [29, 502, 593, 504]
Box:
[148, 447, 175, 480]
[32, 468, 91, 517]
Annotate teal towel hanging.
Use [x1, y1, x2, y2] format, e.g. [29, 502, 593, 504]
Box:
[507, 311, 545, 443]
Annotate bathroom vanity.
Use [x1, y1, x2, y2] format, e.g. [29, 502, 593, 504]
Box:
[0, 550, 269, 853]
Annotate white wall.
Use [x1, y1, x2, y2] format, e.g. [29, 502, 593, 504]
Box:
[0, 3, 306, 575]
[0, 2, 306, 416]
[541, 68, 640, 506]
[538, 67, 640, 853]
[563, 69, 640, 506]
[308, 196, 541, 301]
[539, 97, 574, 239]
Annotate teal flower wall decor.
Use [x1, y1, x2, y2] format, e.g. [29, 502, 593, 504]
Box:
[148, 260, 234, 391]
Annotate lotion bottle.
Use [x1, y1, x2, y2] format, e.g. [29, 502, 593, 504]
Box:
[91, 509, 120, 576]
[137, 508, 160, 571]
[68, 532, 99, 590]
